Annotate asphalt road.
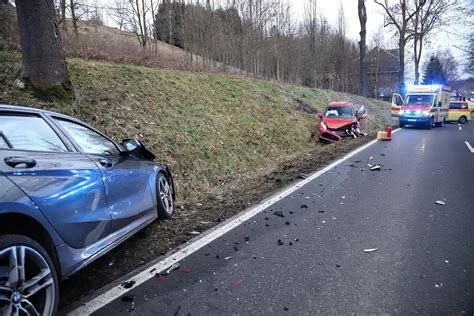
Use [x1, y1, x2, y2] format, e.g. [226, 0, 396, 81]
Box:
[91, 122, 474, 315]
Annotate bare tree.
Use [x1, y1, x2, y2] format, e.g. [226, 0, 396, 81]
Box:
[411, 0, 458, 84]
[359, 0, 368, 96]
[15, 0, 68, 89]
[436, 49, 458, 84]
[374, 0, 426, 92]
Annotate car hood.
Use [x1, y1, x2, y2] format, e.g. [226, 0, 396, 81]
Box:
[323, 117, 356, 129]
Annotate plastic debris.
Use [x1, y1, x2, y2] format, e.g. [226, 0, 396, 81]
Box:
[300, 205, 308, 209]
[224, 256, 233, 261]
[435, 200, 446, 205]
[370, 165, 381, 171]
[369, 156, 374, 160]
[298, 173, 309, 179]
[189, 231, 201, 235]
[367, 163, 374, 168]
[180, 268, 192, 273]
[318, 210, 325, 213]
[277, 239, 284, 246]
[295, 238, 300, 242]
[234, 279, 243, 287]
[284, 307, 289, 311]
[233, 246, 239, 252]
[121, 280, 136, 289]
[165, 263, 181, 274]
[285, 221, 290, 225]
[364, 248, 378, 253]
[244, 236, 250, 242]
[121, 295, 135, 302]
[273, 211, 285, 217]
[108, 261, 114, 267]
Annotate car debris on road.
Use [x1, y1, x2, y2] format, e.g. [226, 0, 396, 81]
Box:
[364, 248, 378, 253]
[435, 200, 446, 205]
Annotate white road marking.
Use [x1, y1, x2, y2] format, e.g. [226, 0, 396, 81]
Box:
[466, 141, 474, 153]
[68, 129, 401, 315]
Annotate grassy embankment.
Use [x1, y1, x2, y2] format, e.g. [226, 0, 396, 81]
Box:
[0, 49, 391, 204]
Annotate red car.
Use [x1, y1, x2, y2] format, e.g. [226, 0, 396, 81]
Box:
[318, 102, 367, 142]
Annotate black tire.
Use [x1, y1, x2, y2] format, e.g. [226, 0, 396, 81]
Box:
[0, 234, 59, 316]
[459, 116, 467, 124]
[426, 117, 433, 129]
[435, 117, 444, 127]
[156, 172, 174, 220]
[399, 122, 405, 128]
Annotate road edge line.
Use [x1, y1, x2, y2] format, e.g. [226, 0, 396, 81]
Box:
[68, 129, 400, 315]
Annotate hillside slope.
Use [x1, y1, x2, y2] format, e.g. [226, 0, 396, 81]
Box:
[0, 49, 391, 203]
[0, 49, 393, 306]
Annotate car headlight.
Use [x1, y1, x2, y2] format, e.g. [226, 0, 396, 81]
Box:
[415, 110, 421, 115]
[321, 122, 327, 130]
[399, 110, 404, 115]
[423, 110, 430, 116]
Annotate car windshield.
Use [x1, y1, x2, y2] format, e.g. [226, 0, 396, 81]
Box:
[324, 106, 354, 118]
[405, 95, 434, 107]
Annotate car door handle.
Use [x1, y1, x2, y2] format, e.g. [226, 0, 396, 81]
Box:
[4, 157, 37, 168]
[98, 158, 113, 168]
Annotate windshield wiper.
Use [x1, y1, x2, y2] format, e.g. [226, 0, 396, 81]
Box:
[0, 131, 13, 149]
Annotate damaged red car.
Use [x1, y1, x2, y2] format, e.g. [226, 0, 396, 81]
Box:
[318, 102, 367, 142]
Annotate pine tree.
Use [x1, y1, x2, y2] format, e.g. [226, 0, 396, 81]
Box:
[422, 55, 447, 85]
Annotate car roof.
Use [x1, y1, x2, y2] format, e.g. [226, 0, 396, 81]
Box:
[0, 103, 75, 120]
[327, 102, 353, 107]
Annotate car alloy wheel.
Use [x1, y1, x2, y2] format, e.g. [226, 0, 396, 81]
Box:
[158, 174, 174, 218]
[0, 245, 55, 316]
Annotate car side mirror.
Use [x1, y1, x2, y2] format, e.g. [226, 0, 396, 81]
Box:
[358, 105, 366, 116]
[122, 138, 141, 152]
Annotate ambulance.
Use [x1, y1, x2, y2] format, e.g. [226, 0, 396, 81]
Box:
[398, 85, 451, 129]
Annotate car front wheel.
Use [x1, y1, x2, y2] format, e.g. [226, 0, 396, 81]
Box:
[459, 116, 467, 124]
[0, 235, 58, 316]
[157, 173, 174, 220]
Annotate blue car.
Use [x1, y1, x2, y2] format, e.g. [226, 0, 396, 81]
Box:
[0, 104, 175, 315]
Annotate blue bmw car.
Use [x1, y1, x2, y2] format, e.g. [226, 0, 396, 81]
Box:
[0, 104, 175, 315]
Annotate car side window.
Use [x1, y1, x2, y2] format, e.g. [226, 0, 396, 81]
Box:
[55, 119, 119, 156]
[0, 114, 68, 152]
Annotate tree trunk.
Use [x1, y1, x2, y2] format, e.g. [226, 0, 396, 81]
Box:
[15, 0, 67, 89]
[358, 0, 367, 97]
[60, 0, 66, 32]
[398, 34, 406, 94]
[69, 0, 78, 36]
